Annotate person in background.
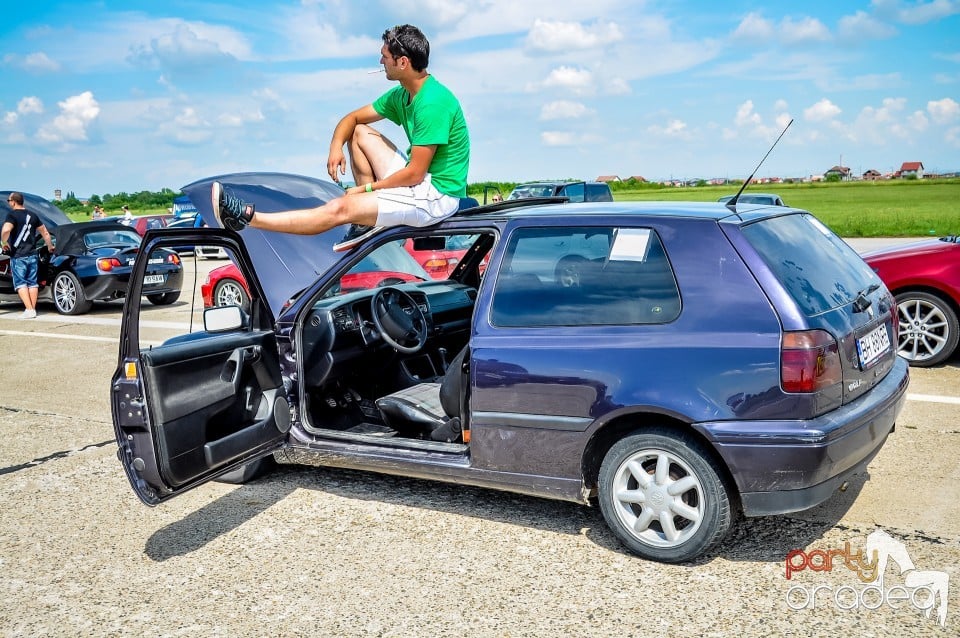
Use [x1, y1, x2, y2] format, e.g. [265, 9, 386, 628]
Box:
[1, 192, 55, 319]
[121, 205, 133, 224]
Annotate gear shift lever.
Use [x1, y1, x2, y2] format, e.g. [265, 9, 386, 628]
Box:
[437, 347, 449, 374]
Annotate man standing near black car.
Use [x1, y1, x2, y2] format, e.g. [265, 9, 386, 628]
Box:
[1, 192, 55, 319]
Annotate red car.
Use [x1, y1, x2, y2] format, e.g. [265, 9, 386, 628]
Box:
[202, 240, 426, 310]
[863, 235, 960, 366]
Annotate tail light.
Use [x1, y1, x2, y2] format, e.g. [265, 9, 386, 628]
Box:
[167, 253, 181, 265]
[781, 330, 841, 393]
[97, 257, 123, 272]
[423, 258, 452, 274]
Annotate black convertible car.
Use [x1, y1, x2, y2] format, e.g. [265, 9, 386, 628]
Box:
[1, 192, 183, 315]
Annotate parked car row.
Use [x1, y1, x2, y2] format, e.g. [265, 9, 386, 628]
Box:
[1, 191, 183, 315]
[111, 172, 917, 565]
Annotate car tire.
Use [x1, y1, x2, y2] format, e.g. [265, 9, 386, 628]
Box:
[894, 291, 959, 367]
[215, 456, 275, 485]
[598, 429, 734, 563]
[213, 278, 250, 313]
[146, 290, 181, 305]
[52, 271, 93, 315]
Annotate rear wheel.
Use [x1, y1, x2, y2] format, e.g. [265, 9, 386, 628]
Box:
[52, 271, 92, 315]
[146, 290, 181, 305]
[598, 429, 734, 563]
[895, 291, 959, 367]
[213, 278, 249, 312]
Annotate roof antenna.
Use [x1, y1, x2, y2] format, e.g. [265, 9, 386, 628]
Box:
[726, 118, 793, 212]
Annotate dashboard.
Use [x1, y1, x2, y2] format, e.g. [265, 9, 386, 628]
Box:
[300, 281, 477, 387]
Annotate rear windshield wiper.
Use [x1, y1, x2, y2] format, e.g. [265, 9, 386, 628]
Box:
[853, 283, 881, 313]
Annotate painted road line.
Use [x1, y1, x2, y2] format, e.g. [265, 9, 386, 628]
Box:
[0, 311, 191, 330]
[906, 393, 960, 405]
[0, 329, 163, 346]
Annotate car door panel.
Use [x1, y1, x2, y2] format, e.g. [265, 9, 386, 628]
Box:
[113, 229, 288, 504]
[139, 330, 285, 488]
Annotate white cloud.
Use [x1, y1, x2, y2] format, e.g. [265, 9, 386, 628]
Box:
[647, 119, 690, 138]
[837, 11, 897, 40]
[908, 110, 930, 131]
[541, 131, 576, 146]
[605, 78, 631, 95]
[128, 21, 248, 71]
[928, 97, 960, 123]
[2, 52, 60, 73]
[3, 112, 17, 125]
[36, 91, 100, 146]
[774, 99, 789, 112]
[804, 98, 842, 121]
[541, 66, 594, 94]
[781, 16, 831, 44]
[18, 97, 44, 115]
[735, 100, 762, 127]
[731, 12, 775, 42]
[871, 0, 960, 25]
[540, 100, 593, 120]
[526, 19, 624, 52]
[538, 130, 602, 147]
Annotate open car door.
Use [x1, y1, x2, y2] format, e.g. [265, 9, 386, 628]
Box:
[111, 230, 289, 505]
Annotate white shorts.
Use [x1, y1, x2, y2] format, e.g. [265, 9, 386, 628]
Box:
[374, 152, 460, 227]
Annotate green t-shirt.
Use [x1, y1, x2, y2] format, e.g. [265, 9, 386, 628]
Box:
[372, 75, 470, 198]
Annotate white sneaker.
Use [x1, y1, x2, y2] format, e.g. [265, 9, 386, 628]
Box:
[21, 309, 37, 319]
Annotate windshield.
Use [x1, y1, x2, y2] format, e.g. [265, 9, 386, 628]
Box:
[508, 185, 557, 199]
[84, 229, 142, 249]
[742, 213, 882, 315]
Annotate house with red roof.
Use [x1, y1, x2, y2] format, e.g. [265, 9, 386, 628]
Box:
[898, 161, 924, 179]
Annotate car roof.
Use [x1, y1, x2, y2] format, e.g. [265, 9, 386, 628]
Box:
[52, 220, 139, 253]
[0, 190, 71, 228]
[451, 199, 775, 223]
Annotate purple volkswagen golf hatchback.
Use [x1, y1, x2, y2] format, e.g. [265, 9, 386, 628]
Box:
[112, 173, 908, 563]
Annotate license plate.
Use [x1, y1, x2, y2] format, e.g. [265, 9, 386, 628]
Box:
[144, 274, 165, 285]
[857, 324, 890, 369]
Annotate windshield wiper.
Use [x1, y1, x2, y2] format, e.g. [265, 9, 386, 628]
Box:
[853, 283, 881, 313]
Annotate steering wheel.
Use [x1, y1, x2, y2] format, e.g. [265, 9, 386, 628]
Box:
[370, 287, 428, 353]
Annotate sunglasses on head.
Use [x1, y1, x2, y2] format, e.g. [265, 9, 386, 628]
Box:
[389, 34, 409, 59]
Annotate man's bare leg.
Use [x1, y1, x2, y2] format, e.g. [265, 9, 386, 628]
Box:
[16, 287, 34, 311]
[348, 125, 402, 185]
[246, 192, 380, 236]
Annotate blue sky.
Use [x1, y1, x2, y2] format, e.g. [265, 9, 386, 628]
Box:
[2, 0, 958, 198]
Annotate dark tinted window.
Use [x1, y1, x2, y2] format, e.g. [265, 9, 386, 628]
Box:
[586, 183, 613, 202]
[741, 213, 882, 315]
[559, 183, 585, 202]
[491, 226, 681, 327]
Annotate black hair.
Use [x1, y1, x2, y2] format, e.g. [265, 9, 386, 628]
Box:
[382, 24, 429, 72]
[8, 192, 23, 205]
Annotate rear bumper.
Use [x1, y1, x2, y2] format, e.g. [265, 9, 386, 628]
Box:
[694, 356, 910, 516]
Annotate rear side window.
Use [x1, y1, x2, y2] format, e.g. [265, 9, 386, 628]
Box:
[741, 213, 882, 315]
[586, 183, 613, 202]
[558, 183, 585, 202]
[491, 226, 681, 327]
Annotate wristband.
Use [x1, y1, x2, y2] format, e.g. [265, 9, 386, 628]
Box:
[365, 183, 373, 193]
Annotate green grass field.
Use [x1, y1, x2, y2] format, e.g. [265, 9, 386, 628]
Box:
[613, 178, 959, 237]
[71, 178, 958, 237]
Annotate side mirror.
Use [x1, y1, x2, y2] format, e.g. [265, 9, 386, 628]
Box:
[204, 305, 245, 332]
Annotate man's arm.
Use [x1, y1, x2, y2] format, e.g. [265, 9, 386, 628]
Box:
[327, 105, 384, 183]
[37, 224, 54, 253]
[1, 221, 11, 248]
